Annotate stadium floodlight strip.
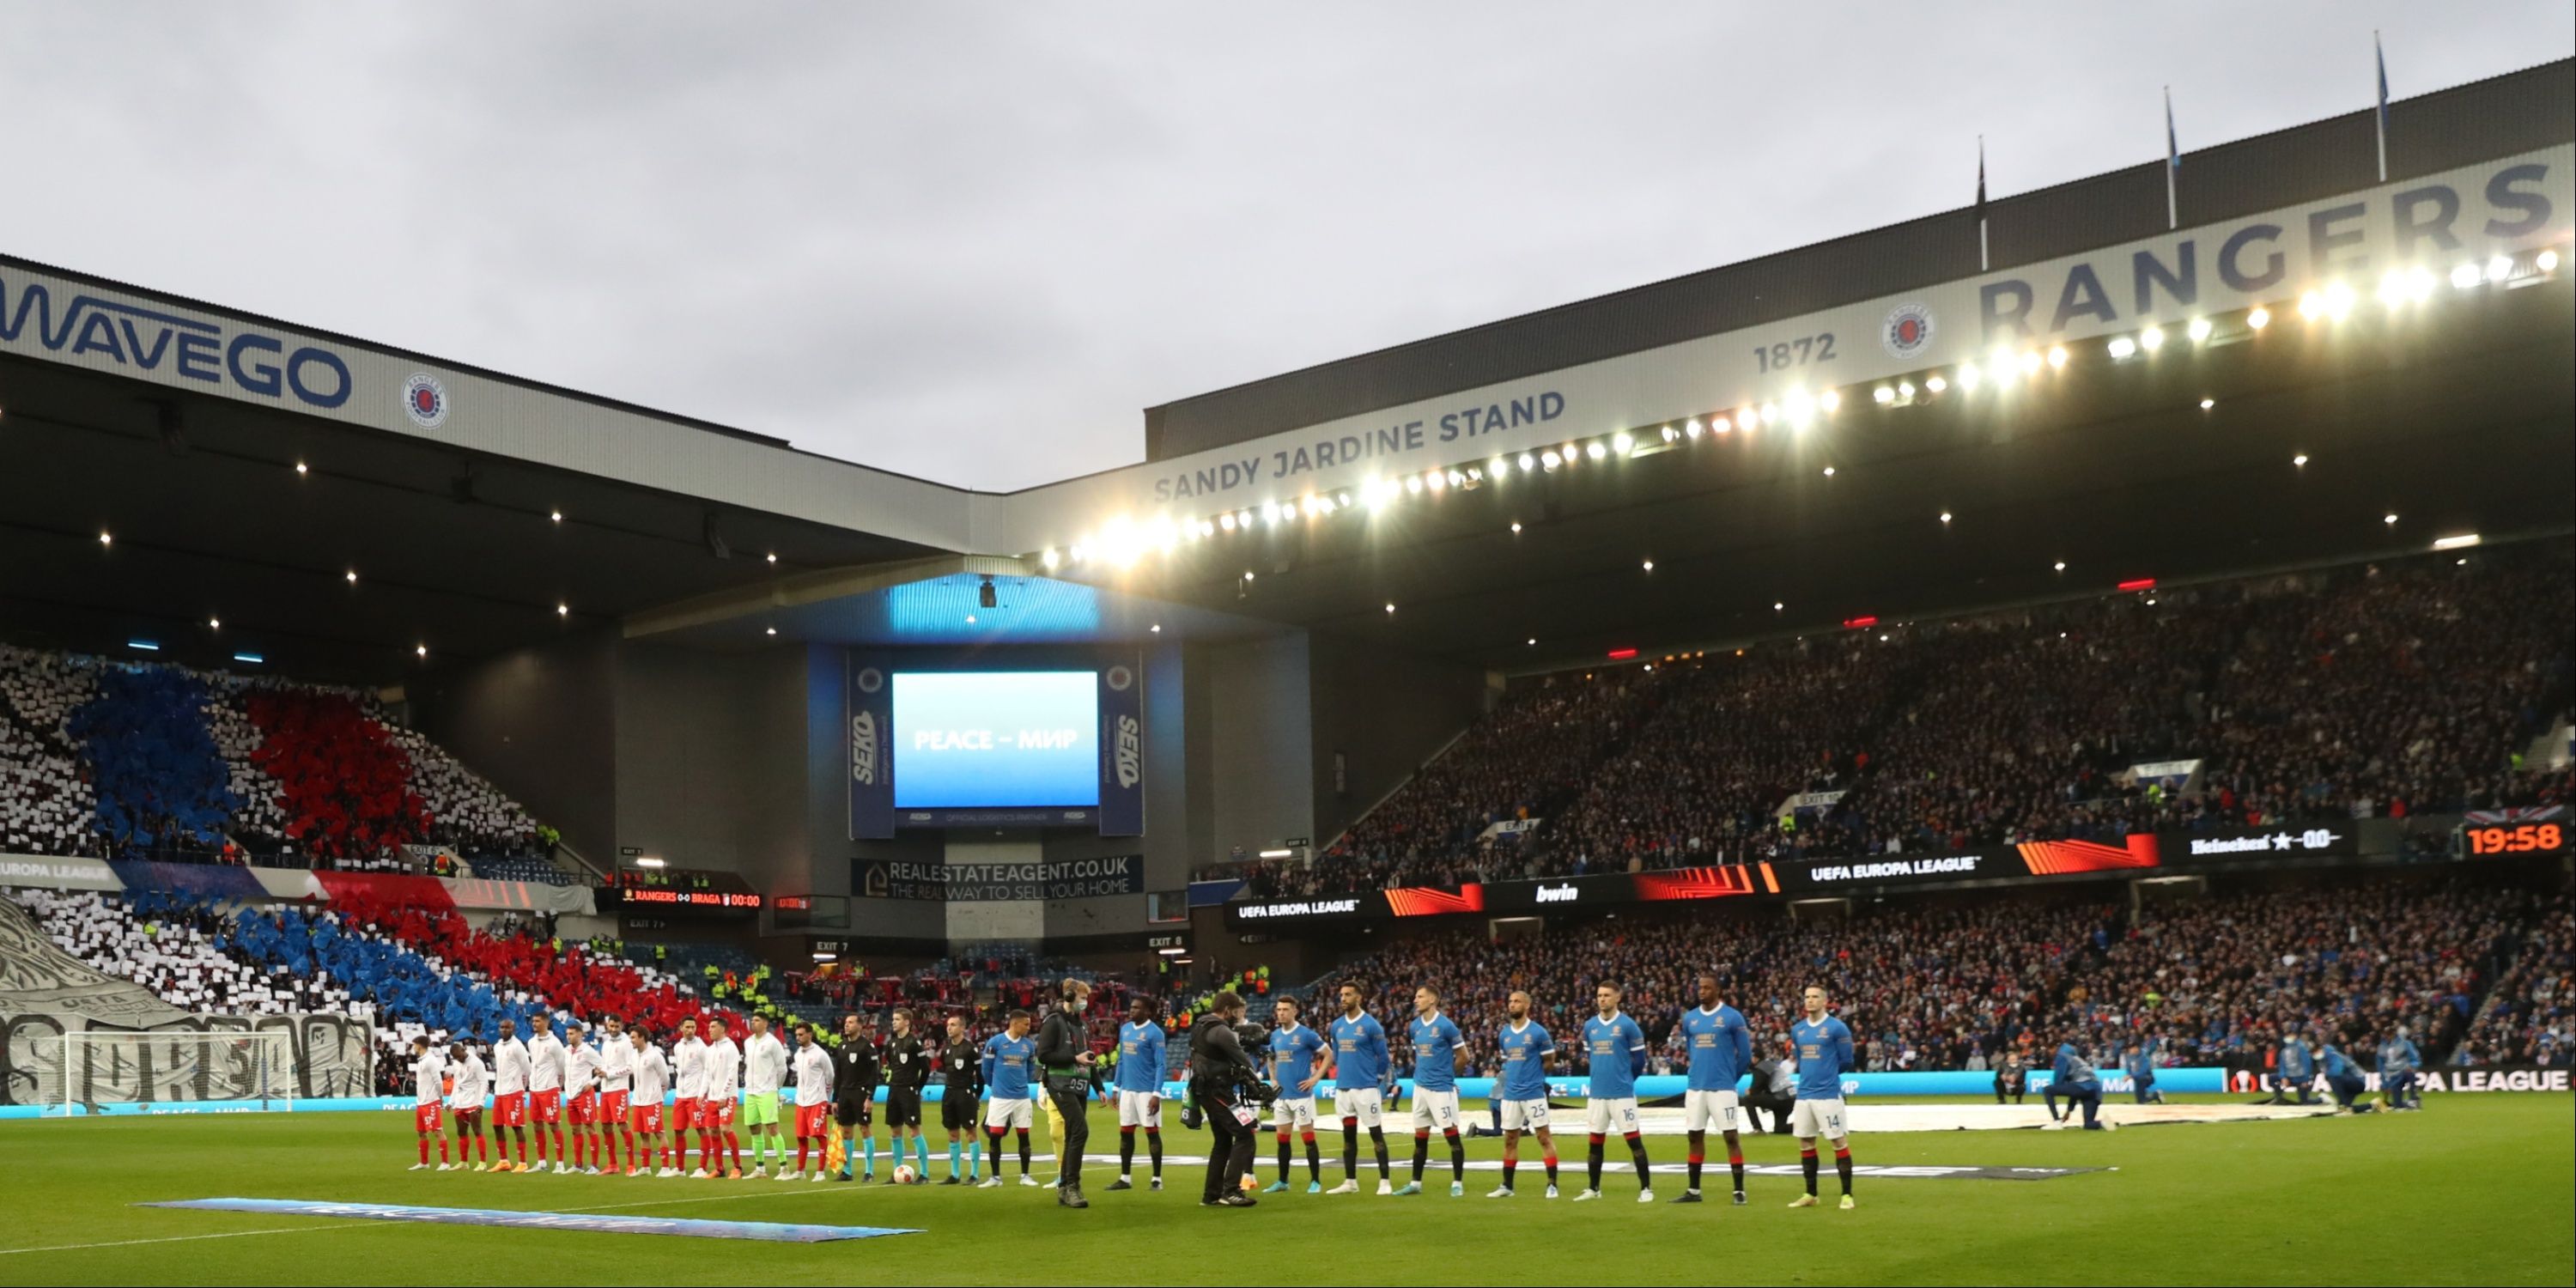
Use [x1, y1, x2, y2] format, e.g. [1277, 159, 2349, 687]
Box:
[1035, 246, 2568, 573]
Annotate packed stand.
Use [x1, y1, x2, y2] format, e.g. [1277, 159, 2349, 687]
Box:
[1297, 871, 2557, 1080]
[10, 887, 355, 1016]
[2451, 885, 2575, 1066]
[0, 643, 548, 871]
[1279, 546, 2572, 894]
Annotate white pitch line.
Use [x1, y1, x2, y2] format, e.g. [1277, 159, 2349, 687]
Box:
[0, 1174, 875, 1257]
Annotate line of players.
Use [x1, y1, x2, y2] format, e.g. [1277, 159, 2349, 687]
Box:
[402, 1000, 1188, 1190]
[1249, 974, 1859, 1209]
[402, 974, 1862, 1210]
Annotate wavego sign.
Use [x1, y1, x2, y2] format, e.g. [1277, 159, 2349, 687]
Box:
[1, 267, 353, 410]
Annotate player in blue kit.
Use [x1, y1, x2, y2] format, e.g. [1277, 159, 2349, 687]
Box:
[1674, 971, 1753, 1205]
[1577, 982, 1655, 1204]
[1325, 983, 1394, 1195]
[1788, 984, 1856, 1210]
[2376, 1027, 2422, 1111]
[1396, 987, 1468, 1197]
[1487, 989, 1560, 1199]
[975, 1012, 1039, 1188]
[1109, 998, 1167, 1192]
[1262, 995, 1331, 1193]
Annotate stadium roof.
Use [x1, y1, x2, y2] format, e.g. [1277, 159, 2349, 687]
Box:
[1, 59, 2568, 682]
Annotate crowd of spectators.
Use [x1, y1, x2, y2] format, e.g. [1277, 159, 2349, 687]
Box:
[1298, 870, 2567, 1081]
[0, 644, 544, 871]
[1252, 548, 2571, 896]
[11, 888, 353, 1016]
[2452, 888, 2574, 1067]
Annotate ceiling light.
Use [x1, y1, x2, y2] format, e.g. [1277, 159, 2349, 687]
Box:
[2046, 345, 2069, 368]
[2324, 282, 2355, 318]
[1685, 418, 1704, 436]
[2107, 336, 2137, 359]
[1939, 512, 1953, 524]
[2451, 262, 2482, 289]
[2431, 533, 2481, 551]
[2053, 561, 2068, 572]
[2383, 513, 2398, 526]
[294, 462, 308, 476]
[1384, 603, 1395, 615]
[2186, 317, 2212, 342]
[2137, 325, 2165, 352]
[765, 552, 777, 564]
[2299, 290, 2325, 319]
[1540, 450, 1561, 470]
[208, 617, 221, 629]
[1957, 362, 1982, 389]
[1613, 432, 1634, 455]
[764, 626, 777, 636]
[2487, 255, 2513, 283]
[2198, 398, 2215, 410]
[1874, 386, 1896, 404]
[345, 570, 357, 584]
[1488, 457, 1509, 477]
[550, 509, 562, 523]
[2293, 453, 2309, 466]
[1896, 381, 1915, 399]
[1711, 416, 1732, 434]
[1405, 476, 1423, 494]
[1509, 522, 1522, 534]
[98, 531, 112, 546]
[1527, 638, 1536, 646]
[1641, 560, 1654, 572]
[2246, 307, 2270, 330]
[556, 603, 569, 617]
[1517, 453, 1536, 471]
[2538, 248, 2560, 272]
[1042, 546, 1062, 568]
[1924, 375, 1947, 393]
[2018, 349, 2043, 374]
[1585, 441, 1607, 460]
[1821, 465, 1836, 477]
[416, 645, 428, 658]
[1242, 570, 1255, 581]
[1150, 623, 1161, 633]
[1818, 389, 1841, 411]
[1773, 602, 1784, 611]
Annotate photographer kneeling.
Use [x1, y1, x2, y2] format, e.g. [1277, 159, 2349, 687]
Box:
[1190, 991, 1271, 1207]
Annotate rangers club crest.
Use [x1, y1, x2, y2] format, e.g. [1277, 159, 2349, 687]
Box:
[1106, 665, 1134, 692]
[1880, 303, 1935, 360]
[855, 667, 884, 695]
[400, 373, 450, 429]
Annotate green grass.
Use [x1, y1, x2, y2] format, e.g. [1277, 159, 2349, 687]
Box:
[0, 1095, 2567, 1285]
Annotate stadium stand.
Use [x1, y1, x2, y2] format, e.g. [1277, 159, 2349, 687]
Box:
[0, 644, 543, 870]
[1258, 548, 2573, 896]
[1302, 870, 2568, 1081]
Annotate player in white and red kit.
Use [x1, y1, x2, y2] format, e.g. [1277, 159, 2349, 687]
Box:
[628, 1030, 669, 1178]
[563, 1022, 604, 1174]
[791, 1023, 835, 1182]
[598, 1017, 634, 1175]
[447, 1040, 491, 1170]
[667, 1018, 704, 1177]
[408, 1036, 448, 1169]
[490, 1018, 532, 1171]
[527, 1015, 568, 1173]
[699, 1019, 744, 1178]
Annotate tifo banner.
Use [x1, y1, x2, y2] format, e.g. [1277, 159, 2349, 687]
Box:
[0, 897, 370, 1104]
[857, 855, 1145, 902]
[1097, 655, 1145, 837]
[439, 877, 595, 915]
[309, 871, 457, 910]
[848, 653, 895, 841]
[0, 854, 125, 891]
[107, 860, 266, 902]
[2125, 759, 2203, 794]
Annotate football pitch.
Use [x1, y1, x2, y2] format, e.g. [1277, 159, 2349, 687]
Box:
[0, 1095, 2567, 1285]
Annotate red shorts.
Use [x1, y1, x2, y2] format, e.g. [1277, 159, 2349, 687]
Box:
[603, 1091, 629, 1121]
[699, 1098, 736, 1131]
[568, 1091, 598, 1126]
[533, 1089, 563, 1123]
[630, 1103, 665, 1135]
[414, 1103, 444, 1133]
[795, 1103, 829, 1139]
[674, 1097, 699, 1130]
[494, 1091, 529, 1127]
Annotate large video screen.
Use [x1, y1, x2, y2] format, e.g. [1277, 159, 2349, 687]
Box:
[891, 671, 1099, 809]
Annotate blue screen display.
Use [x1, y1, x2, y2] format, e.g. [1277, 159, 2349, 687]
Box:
[891, 671, 1099, 809]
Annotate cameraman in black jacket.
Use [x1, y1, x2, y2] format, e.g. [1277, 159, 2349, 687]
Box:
[1034, 979, 1097, 1208]
[1190, 991, 1264, 1207]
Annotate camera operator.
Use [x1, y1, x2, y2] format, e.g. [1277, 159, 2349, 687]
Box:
[1035, 979, 1097, 1208]
[1190, 991, 1268, 1207]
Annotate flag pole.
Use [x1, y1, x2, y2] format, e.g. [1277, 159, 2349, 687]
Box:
[2164, 87, 2179, 230]
[2374, 31, 2391, 183]
[1976, 136, 1990, 271]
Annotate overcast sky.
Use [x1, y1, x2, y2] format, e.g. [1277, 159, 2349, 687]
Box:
[3, 3, 2567, 490]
